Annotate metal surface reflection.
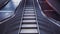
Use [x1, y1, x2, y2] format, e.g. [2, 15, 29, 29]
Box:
[0, 0, 21, 21]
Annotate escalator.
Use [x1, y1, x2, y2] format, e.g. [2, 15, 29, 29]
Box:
[19, 0, 40, 34]
[0, 0, 10, 9]
[0, 0, 21, 23]
[46, 0, 60, 15]
[38, 0, 60, 21]
[0, 0, 25, 34]
[38, 0, 60, 25]
[0, 0, 60, 34]
[34, 0, 60, 34]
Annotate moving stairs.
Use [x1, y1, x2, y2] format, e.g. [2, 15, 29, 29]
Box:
[19, 2, 39, 34]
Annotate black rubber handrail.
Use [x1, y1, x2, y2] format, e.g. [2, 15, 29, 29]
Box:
[0, 0, 10, 9]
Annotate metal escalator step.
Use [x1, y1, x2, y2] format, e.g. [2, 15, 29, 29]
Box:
[23, 16, 36, 20]
[24, 11, 34, 12]
[25, 5, 33, 7]
[25, 12, 35, 14]
[23, 16, 36, 18]
[22, 20, 36, 22]
[23, 18, 35, 20]
[20, 33, 38, 34]
[22, 22, 36, 24]
[23, 18, 36, 20]
[24, 14, 35, 15]
[24, 10, 34, 11]
[24, 9, 34, 10]
[21, 24, 37, 29]
[20, 29, 38, 34]
[24, 15, 35, 16]
[25, 7, 33, 8]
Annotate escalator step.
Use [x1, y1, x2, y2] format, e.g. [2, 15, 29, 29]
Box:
[24, 14, 35, 15]
[24, 9, 34, 10]
[23, 16, 35, 18]
[22, 20, 36, 23]
[24, 11, 34, 12]
[21, 24, 37, 29]
[20, 29, 38, 34]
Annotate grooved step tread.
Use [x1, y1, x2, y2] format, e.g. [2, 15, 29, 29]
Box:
[20, 29, 38, 33]
[23, 22, 36, 24]
[24, 14, 35, 15]
[25, 12, 35, 14]
[22, 20, 36, 22]
[23, 16, 36, 18]
[24, 9, 34, 10]
[25, 7, 33, 8]
[22, 24, 37, 27]
[21, 24, 37, 29]
[24, 11, 34, 12]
